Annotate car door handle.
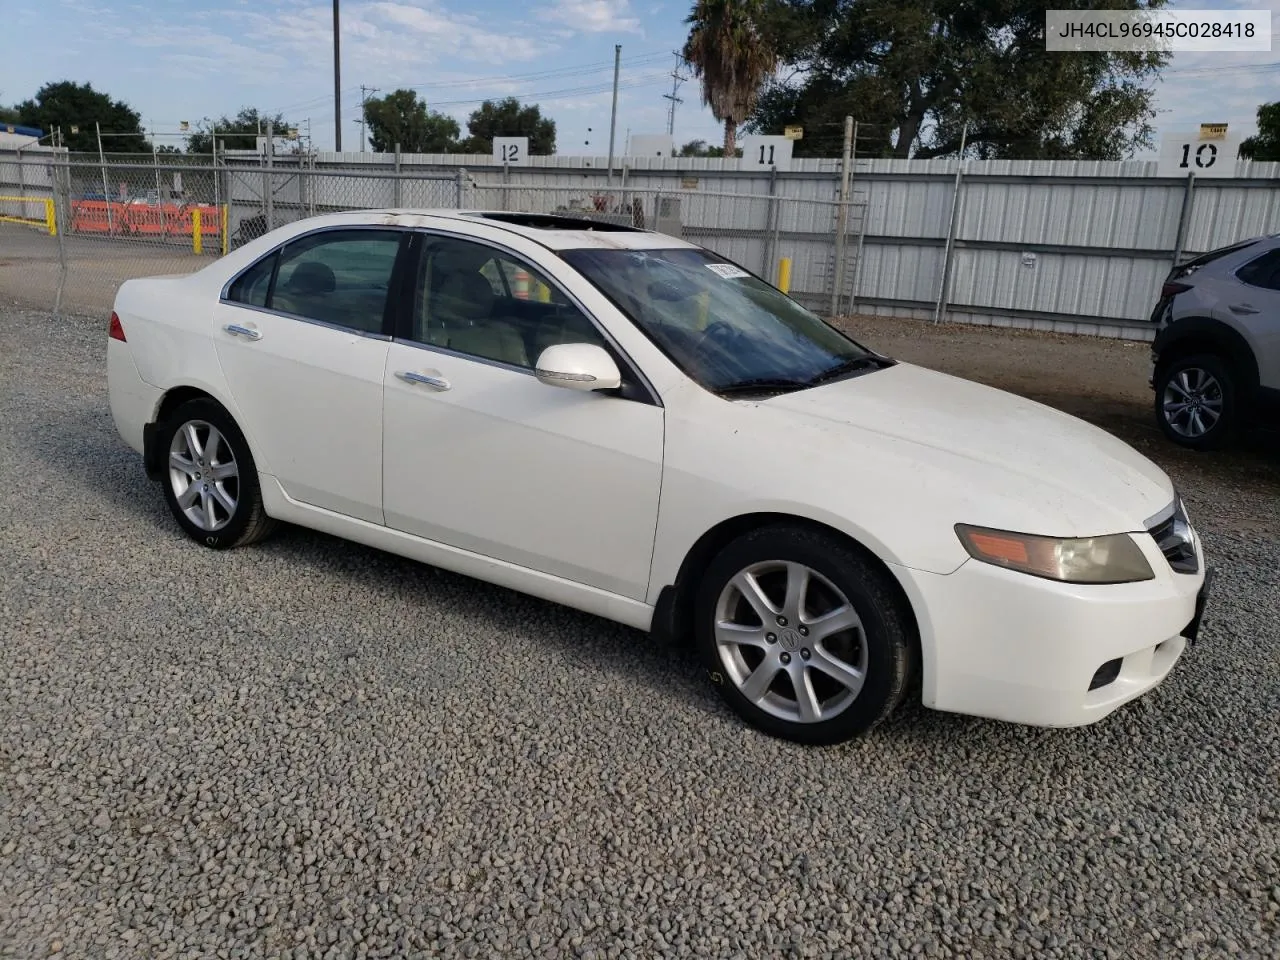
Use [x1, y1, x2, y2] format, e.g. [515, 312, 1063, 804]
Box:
[396, 370, 451, 391]
[224, 323, 262, 340]
[1228, 303, 1260, 315]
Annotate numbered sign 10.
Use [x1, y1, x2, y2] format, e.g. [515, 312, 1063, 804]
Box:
[1157, 132, 1241, 179]
[740, 135, 793, 172]
[493, 137, 529, 166]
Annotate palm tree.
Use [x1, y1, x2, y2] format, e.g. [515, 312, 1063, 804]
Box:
[682, 0, 777, 156]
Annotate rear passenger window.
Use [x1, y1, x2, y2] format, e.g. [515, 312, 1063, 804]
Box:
[227, 253, 275, 307]
[1237, 250, 1280, 291]
[268, 230, 403, 334]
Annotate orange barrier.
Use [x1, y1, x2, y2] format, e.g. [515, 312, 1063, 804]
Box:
[69, 200, 222, 239]
[70, 200, 128, 234]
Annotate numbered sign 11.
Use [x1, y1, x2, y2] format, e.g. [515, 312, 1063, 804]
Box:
[1157, 132, 1241, 179]
[493, 137, 529, 166]
[740, 135, 793, 172]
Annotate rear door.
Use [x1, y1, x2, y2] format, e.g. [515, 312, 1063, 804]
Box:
[213, 227, 410, 524]
[1226, 247, 1280, 390]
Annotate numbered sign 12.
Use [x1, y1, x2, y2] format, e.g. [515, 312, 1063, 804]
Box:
[493, 137, 529, 166]
[1157, 132, 1241, 179]
[740, 135, 793, 172]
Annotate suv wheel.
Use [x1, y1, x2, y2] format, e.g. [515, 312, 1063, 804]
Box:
[1155, 353, 1237, 450]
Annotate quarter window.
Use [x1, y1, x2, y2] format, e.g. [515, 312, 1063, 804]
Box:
[1237, 249, 1280, 291]
[226, 252, 275, 308]
[408, 236, 608, 369]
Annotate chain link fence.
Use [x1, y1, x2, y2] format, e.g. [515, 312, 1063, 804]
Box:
[0, 154, 865, 318]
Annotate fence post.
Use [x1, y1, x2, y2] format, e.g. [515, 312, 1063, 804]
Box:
[53, 159, 69, 318]
[764, 163, 779, 281]
[455, 168, 467, 208]
[1171, 171, 1196, 268]
[394, 143, 403, 207]
[264, 120, 274, 231]
[831, 116, 854, 316]
[933, 123, 969, 325]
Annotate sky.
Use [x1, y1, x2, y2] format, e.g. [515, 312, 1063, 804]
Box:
[0, 0, 1276, 157]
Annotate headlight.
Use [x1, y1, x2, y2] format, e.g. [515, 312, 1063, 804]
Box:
[954, 524, 1155, 584]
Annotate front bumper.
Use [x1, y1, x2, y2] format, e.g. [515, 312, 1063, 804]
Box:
[898, 544, 1207, 728]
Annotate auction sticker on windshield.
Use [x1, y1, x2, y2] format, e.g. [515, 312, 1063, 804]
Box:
[706, 263, 751, 279]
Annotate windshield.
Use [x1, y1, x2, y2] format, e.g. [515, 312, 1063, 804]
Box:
[560, 247, 884, 394]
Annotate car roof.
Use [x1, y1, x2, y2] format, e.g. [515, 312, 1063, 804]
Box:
[317, 208, 700, 251]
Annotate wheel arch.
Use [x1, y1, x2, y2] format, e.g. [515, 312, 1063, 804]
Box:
[651, 511, 924, 695]
[1155, 316, 1260, 398]
[144, 384, 264, 480]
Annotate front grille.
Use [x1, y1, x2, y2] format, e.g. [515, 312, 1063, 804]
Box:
[1147, 499, 1199, 574]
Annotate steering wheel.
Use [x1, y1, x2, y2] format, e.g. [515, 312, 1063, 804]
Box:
[689, 320, 748, 369]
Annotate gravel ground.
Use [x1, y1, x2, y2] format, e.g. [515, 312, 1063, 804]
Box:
[1, 307, 1278, 960]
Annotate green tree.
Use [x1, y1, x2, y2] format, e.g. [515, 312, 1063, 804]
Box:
[0, 95, 19, 126]
[1239, 102, 1280, 163]
[682, 0, 778, 155]
[461, 98, 555, 155]
[15, 81, 148, 152]
[186, 108, 293, 154]
[677, 138, 742, 157]
[363, 89, 460, 153]
[749, 0, 1169, 160]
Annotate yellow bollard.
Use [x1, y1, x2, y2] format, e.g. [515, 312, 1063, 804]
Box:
[45, 198, 57, 237]
[192, 208, 202, 255]
[221, 205, 229, 256]
[777, 257, 792, 294]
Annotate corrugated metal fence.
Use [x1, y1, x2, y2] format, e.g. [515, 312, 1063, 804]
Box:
[3, 147, 1279, 336]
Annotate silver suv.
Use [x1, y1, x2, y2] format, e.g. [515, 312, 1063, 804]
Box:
[1149, 235, 1280, 449]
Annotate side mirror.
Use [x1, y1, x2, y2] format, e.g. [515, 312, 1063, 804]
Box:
[534, 343, 622, 392]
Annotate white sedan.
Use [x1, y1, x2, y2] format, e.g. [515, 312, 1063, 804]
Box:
[106, 209, 1210, 744]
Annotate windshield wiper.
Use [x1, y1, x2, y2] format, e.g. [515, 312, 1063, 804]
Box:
[714, 377, 810, 397]
[805, 354, 891, 387]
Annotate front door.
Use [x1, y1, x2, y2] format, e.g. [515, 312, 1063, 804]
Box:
[381, 233, 664, 600]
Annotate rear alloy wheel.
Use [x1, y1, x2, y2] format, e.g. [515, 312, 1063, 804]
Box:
[156, 398, 276, 549]
[695, 525, 915, 745]
[1155, 353, 1237, 450]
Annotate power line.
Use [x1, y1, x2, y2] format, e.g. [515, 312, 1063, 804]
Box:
[401, 51, 671, 91]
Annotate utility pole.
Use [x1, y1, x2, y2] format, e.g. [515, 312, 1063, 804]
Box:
[606, 43, 621, 184]
[663, 51, 688, 138]
[359, 86, 379, 152]
[333, 0, 342, 151]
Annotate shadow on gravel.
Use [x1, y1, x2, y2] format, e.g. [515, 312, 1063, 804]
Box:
[254, 523, 721, 719]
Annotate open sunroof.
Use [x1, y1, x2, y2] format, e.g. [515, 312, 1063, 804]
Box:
[464, 212, 645, 233]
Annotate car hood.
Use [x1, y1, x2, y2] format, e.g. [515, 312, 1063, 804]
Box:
[760, 362, 1173, 535]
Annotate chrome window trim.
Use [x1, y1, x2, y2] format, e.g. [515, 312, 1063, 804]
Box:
[390, 336, 535, 376]
[220, 301, 392, 341]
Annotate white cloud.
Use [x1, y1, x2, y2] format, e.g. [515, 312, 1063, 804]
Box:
[540, 0, 642, 34]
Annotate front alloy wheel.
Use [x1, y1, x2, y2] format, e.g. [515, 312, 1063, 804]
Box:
[696, 524, 916, 745]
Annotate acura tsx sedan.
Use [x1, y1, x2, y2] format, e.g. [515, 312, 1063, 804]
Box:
[106, 209, 1210, 744]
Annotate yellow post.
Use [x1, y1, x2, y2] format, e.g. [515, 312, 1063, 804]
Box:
[221, 205, 229, 256]
[192, 208, 203, 255]
[778, 257, 792, 294]
[45, 198, 57, 236]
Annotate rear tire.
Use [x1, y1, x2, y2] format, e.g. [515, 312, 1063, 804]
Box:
[1154, 353, 1237, 451]
[694, 524, 915, 745]
[155, 398, 276, 549]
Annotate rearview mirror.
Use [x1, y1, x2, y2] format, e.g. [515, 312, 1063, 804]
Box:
[534, 343, 622, 392]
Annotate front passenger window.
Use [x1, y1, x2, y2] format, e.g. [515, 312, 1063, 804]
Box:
[410, 236, 610, 370]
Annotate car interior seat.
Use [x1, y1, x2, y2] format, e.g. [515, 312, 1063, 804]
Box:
[426, 246, 529, 368]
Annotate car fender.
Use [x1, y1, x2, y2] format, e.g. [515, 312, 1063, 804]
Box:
[1155, 314, 1260, 395]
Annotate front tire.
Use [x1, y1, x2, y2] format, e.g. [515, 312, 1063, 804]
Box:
[155, 398, 276, 549]
[694, 524, 916, 745]
[1155, 353, 1237, 450]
